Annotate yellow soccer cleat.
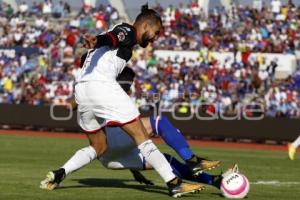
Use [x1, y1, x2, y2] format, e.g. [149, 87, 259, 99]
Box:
[167, 178, 205, 198]
[288, 143, 296, 160]
[186, 156, 221, 176]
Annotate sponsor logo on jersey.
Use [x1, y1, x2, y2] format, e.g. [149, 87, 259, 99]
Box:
[117, 31, 126, 42]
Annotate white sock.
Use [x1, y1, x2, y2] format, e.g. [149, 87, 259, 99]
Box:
[138, 140, 176, 183]
[62, 146, 97, 175]
[291, 135, 300, 148]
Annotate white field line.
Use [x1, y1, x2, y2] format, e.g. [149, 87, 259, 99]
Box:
[250, 181, 300, 186]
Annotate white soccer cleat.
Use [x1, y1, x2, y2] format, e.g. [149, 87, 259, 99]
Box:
[40, 168, 66, 190]
[40, 171, 57, 190]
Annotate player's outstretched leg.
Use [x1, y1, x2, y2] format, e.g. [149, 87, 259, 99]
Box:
[121, 118, 204, 197]
[149, 115, 221, 175]
[288, 135, 300, 160]
[40, 130, 107, 190]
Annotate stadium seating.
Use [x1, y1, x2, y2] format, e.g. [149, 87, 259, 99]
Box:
[0, 1, 299, 118]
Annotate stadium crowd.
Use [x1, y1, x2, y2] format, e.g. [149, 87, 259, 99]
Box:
[0, 0, 299, 118]
[154, 0, 299, 53]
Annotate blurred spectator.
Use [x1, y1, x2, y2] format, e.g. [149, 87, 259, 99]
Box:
[271, 0, 282, 16]
[42, 0, 52, 16]
[64, 2, 71, 15]
[53, 1, 64, 18]
[30, 1, 40, 16]
[4, 3, 14, 17]
[19, 1, 29, 16]
[2, 75, 13, 92]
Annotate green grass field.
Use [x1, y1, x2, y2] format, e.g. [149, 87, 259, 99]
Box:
[0, 134, 300, 200]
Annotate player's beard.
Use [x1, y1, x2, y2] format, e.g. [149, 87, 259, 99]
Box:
[140, 32, 150, 48]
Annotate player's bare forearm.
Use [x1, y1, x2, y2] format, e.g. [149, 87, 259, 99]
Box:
[67, 96, 77, 110]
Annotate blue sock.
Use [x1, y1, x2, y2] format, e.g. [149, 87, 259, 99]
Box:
[150, 115, 194, 161]
[164, 154, 214, 185]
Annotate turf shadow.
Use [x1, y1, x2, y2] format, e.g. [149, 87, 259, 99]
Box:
[57, 178, 167, 195]
[210, 192, 223, 197]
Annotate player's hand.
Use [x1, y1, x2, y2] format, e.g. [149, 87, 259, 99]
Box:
[130, 170, 154, 186]
[82, 33, 97, 49]
[68, 96, 78, 111]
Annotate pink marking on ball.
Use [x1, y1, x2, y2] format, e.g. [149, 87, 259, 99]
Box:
[221, 175, 247, 195]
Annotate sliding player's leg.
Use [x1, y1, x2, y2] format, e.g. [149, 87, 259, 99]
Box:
[288, 135, 300, 160]
[141, 116, 192, 160]
[118, 67, 219, 174]
[121, 119, 204, 197]
[99, 148, 235, 190]
[95, 127, 207, 188]
[144, 115, 220, 175]
[163, 154, 238, 189]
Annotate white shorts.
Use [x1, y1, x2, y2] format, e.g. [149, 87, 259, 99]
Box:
[75, 81, 140, 132]
[98, 127, 147, 170]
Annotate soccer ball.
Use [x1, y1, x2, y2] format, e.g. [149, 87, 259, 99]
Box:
[220, 172, 250, 199]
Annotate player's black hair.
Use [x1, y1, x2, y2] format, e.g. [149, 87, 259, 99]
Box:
[116, 67, 135, 93]
[135, 4, 162, 26]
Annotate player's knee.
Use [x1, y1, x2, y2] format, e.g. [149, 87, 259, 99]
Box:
[102, 161, 124, 169]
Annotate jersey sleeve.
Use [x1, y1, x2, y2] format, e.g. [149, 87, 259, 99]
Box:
[95, 23, 137, 48]
[116, 47, 133, 62]
[80, 52, 88, 68]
